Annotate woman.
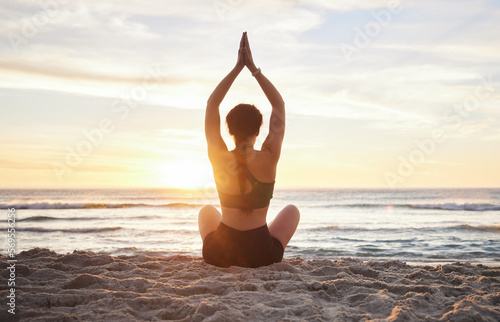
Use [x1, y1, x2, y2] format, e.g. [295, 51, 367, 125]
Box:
[198, 32, 300, 268]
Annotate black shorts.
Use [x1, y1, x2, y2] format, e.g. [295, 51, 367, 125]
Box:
[202, 222, 284, 268]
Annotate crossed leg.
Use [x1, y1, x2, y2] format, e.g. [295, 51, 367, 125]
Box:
[198, 205, 221, 241]
[268, 204, 300, 250]
[198, 204, 300, 250]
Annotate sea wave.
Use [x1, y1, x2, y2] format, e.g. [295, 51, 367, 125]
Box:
[18, 216, 99, 222]
[313, 202, 500, 211]
[16, 227, 122, 233]
[451, 224, 500, 233]
[312, 203, 387, 209]
[18, 215, 165, 222]
[306, 226, 402, 233]
[4, 201, 499, 211]
[1, 202, 204, 210]
[408, 203, 500, 211]
[307, 224, 500, 233]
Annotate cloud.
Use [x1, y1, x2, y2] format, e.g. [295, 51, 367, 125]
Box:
[442, 120, 495, 139]
[2, 0, 500, 188]
[302, 0, 399, 11]
[151, 129, 206, 148]
[0, 60, 182, 85]
[483, 129, 500, 141]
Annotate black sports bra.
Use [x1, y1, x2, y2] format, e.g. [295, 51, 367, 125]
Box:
[216, 151, 275, 210]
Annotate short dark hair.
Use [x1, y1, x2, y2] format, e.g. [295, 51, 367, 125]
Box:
[226, 104, 263, 143]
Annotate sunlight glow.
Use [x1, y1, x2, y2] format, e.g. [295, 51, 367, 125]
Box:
[2, 0, 500, 189]
[160, 160, 213, 189]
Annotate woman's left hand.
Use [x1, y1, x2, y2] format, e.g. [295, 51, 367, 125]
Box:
[236, 32, 245, 69]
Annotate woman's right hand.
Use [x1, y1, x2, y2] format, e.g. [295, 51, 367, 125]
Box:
[242, 32, 258, 73]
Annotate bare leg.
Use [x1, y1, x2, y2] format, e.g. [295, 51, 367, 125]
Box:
[198, 205, 222, 241]
[268, 204, 300, 249]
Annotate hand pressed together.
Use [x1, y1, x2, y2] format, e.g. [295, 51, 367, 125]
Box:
[236, 32, 258, 74]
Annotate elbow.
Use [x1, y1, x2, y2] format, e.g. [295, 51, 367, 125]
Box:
[206, 93, 216, 107]
[273, 100, 285, 113]
[276, 98, 285, 109]
[206, 98, 220, 110]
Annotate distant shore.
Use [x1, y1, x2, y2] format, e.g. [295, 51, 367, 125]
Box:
[1, 248, 499, 321]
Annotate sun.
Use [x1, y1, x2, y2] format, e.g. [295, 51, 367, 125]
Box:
[160, 160, 213, 189]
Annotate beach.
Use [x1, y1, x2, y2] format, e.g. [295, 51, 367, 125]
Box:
[3, 0, 500, 320]
[1, 188, 499, 320]
[1, 248, 499, 321]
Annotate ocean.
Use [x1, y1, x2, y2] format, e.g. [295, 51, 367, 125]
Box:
[1, 188, 499, 265]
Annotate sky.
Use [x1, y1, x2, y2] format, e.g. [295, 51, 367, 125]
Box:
[0, 0, 499, 189]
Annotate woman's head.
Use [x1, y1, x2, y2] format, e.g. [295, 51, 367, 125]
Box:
[226, 103, 262, 146]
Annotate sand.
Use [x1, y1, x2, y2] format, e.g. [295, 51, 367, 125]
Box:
[1, 248, 499, 321]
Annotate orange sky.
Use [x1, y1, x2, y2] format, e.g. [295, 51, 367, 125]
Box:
[1, 0, 499, 189]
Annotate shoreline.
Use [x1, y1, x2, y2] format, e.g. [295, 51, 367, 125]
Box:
[94, 251, 500, 268]
[407, 260, 500, 268]
[91, 249, 500, 268]
[1, 248, 499, 321]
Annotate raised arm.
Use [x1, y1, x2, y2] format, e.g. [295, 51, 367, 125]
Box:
[242, 32, 285, 159]
[205, 33, 245, 159]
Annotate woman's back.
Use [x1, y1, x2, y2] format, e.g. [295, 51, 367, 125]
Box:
[212, 148, 278, 230]
[198, 32, 299, 268]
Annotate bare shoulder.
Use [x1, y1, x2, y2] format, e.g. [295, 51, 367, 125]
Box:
[258, 142, 282, 164]
[254, 149, 277, 163]
[248, 149, 279, 179]
[208, 149, 234, 170]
